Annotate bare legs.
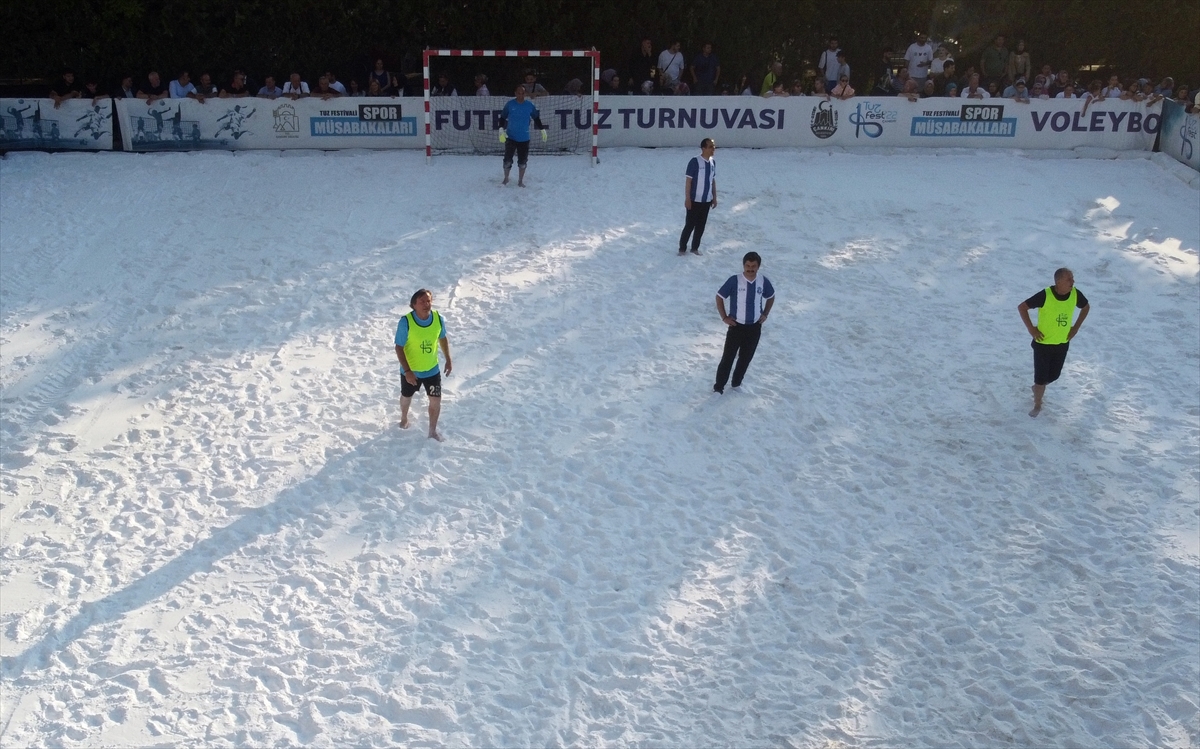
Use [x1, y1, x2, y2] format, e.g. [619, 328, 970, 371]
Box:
[400, 395, 443, 440]
[502, 167, 527, 187]
[1029, 384, 1045, 417]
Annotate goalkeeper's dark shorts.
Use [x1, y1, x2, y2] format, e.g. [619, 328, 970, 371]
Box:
[503, 137, 530, 168]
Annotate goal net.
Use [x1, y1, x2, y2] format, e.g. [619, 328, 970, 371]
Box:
[424, 50, 599, 165]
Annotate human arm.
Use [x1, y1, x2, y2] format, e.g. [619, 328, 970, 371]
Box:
[716, 295, 736, 326]
[1068, 304, 1089, 341]
[396, 345, 418, 385]
[758, 296, 774, 324]
[439, 337, 453, 375]
[711, 179, 717, 208]
[684, 176, 693, 209]
[1017, 301, 1043, 341]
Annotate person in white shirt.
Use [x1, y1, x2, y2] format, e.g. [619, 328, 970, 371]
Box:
[929, 46, 953, 77]
[283, 73, 310, 99]
[905, 31, 935, 84]
[1054, 82, 1078, 99]
[474, 74, 490, 96]
[961, 73, 991, 99]
[657, 41, 685, 91]
[169, 71, 197, 99]
[818, 37, 841, 91]
[1101, 74, 1124, 99]
[324, 71, 347, 95]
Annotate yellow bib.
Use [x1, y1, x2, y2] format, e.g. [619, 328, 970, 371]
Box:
[1036, 287, 1076, 345]
[403, 311, 442, 373]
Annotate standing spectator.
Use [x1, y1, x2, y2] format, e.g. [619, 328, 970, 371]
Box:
[324, 71, 346, 95]
[138, 71, 169, 103]
[395, 289, 453, 441]
[760, 61, 783, 95]
[1038, 64, 1055, 84]
[194, 73, 218, 100]
[818, 37, 841, 92]
[628, 38, 656, 94]
[1017, 268, 1089, 417]
[836, 50, 850, 83]
[1006, 40, 1031, 84]
[961, 73, 990, 98]
[474, 74, 490, 96]
[1101, 74, 1124, 98]
[521, 71, 548, 98]
[679, 138, 717, 256]
[220, 71, 251, 98]
[112, 75, 138, 100]
[49, 69, 82, 107]
[831, 74, 855, 99]
[258, 76, 283, 99]
[369, 59, 392, 95]
[283, 72, 310, 99]
[935, 60, 958, 95]
[870, 48, 896, 95]
[1003, 77, 1031, 102]
[690, 42, 720, 95]
[713, 252, 775, 394]
[315, 75, 342, 100]
[658, 41, 686, 93]
[930, 45, 953, 78]
[905, 31, 935, 86]
[169, 71, 198, 99]
[980, 34, 1010, 88]
[431, 73, 457, 96]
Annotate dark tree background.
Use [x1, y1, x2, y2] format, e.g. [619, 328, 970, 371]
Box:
[2, 0, 1195, 94]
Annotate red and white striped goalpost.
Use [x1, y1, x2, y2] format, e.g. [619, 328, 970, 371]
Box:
[423, 49, 601, 166]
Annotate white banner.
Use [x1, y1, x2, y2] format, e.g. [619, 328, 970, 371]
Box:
[115, 96, 421, 151]
[108, 95, 1162, 153]
[0, 98, 114, 151]
[1159, 99, 1200, 172]
[589, 96, 1160, 150]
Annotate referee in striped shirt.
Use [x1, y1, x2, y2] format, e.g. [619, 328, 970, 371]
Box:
[679, 138, 717, 255]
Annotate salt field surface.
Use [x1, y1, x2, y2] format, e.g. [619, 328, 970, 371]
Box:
[1, 146, 1198, 746]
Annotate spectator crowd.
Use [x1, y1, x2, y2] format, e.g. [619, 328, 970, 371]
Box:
[40, 34, 1198, 114]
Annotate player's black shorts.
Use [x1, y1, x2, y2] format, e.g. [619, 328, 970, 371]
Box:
[1032, 341, 1070, 385]
[401, 373, 442, 398]
[503, 138, 530, 168]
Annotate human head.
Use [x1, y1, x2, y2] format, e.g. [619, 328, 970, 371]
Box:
[969, 73, 980, 87]
[475, 73, 487, 86]
[121, 74, 133, 88]
[703, 43, 713, 55]
[199, 72, 212, 86]
[1016, 77, 1027, 89]
[374, 59, 385, 71]
[264, 75, 275, 88]
[62, 69, 75, 83]
[318, 75, 330, 90]
[936, 45, 948, 59]
[742, 252, 762, 278]
[828, 37, 839, 49]
[994, 34, 1005, 47]
[177, 70, 189, 84]
[945, 82, 958, 96]
[836, 50, 845, 61]
[410, 288, 433, 309]
[1057, 69, 1069, 83]
[1016, 40, 1026, 53]
[148, 71, 161, 85]
[326, 71, 338, 82]
[916, 31, 927, 44]
[700, 137, 715, 155]
[290, 72, 302, 86]
[1108, 74, 1120, 87]
[1053, 268, 1074, 294]
[368, 78, 381, 94]
[438, 73, 449, 84]
[813, 78, 826, 93]
[903, 79, 918, 93]
[943, 60, 956, 75]
[772, 61, 782, 74]
[641, 38, 652, 54]
[514, 83, 527, 101]
[670, 41, 681, 53]
[923, 79, 935, 95]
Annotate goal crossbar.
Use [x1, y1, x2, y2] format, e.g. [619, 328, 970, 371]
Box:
[423, 49, 600, 165]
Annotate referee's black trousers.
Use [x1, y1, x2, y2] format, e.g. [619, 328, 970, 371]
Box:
[679, 201, 713, 252]
[715, 321, 761, 391]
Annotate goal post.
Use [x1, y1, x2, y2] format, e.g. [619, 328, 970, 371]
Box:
[423, 49, 600, 166]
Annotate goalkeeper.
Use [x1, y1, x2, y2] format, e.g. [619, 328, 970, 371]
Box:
[498, 84, 547, 187]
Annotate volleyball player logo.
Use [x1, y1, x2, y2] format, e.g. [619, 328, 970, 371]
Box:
[810, 101, 838, 139]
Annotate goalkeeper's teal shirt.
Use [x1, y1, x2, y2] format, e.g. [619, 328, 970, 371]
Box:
[501, 99, 541, 142]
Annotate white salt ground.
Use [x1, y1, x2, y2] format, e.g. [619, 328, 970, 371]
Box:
[0, 147, 1197, 747]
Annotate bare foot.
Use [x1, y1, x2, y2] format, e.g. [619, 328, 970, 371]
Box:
[1028, 405, 1041, 417]
[399, 417, 410, 429]
[518, 180, 525, 188]
[428, 430, 443, 442]
[502, 175, 509, 185]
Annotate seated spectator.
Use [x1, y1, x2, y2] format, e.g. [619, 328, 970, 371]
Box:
[475, 74, 490, 96]
[898, 79, 920, 102]
[1037, 64, 1054, 85]
[1054, 81, 1079, 99]
[563, 78, 584, 96]
[789, 79, 805, 96]
[258, 75, 283, 99]
[921, 79, 936, 98]
[1101, 74, 1123, 99]
[1175, 85, 1194, 112]
[1154, 76, 1175, 97]
[736, 74, 754, 96]
[986, 81, 1000, 98]
[961, 73, 990, 98]
[1121, 81, 1143, 101]
[690, 43, 720, 95]
[930, 46, 953, 78]
[366, 79, 385, 97]
[194, 73, 218, 101]
[1032, 73, 1048, 91]
[763, 81, 788, 98]
[893, 67, 912, 94]
[1082, 80, 1103, 103]
[761, 61, 783, 95]
[169, 71, 198, 100]
[943, 81, 959, 97]
[50, 69, 83, 107]
[957, 64, 978, 91]
[1048, 69, 1071, 97]
[658, 41, 685, 92]
[325, 71, 346, 95]
[82, 77, 108, 103]
[315, 75, 342, 100]
[347, 79, 362, 97]
[811, 77, 830, 99]
[113, 75, 138, 100]
[220, 71, 251, 98]
[522, 71, 548, 98]
[934, 61, 958, 95]
[1003, 77, 1031, 102]
[1030, 81, 1048, 99]
[431, 73, 456, 96]
[831, 74, 855, 99]
[369, 59, 392, 95]
[282, 72, 310, 99]
[138, 71, 169, 103]
[603, 71, 624, 95]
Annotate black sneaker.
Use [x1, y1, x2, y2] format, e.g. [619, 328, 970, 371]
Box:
[690, 248, 701, 255]
[713, 385, 724, 394]
[678, 248, 687, 255]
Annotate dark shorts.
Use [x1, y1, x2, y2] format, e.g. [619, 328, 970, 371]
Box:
[1032, 341, 1070, 385]
[401, 373, 442, 398]
[503, 138, 530, 168]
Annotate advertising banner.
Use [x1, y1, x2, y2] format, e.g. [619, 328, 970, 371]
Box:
[115, 97, 421, 151]
[1159, 99, 1200, 172]
[0, 98, 114, 151]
